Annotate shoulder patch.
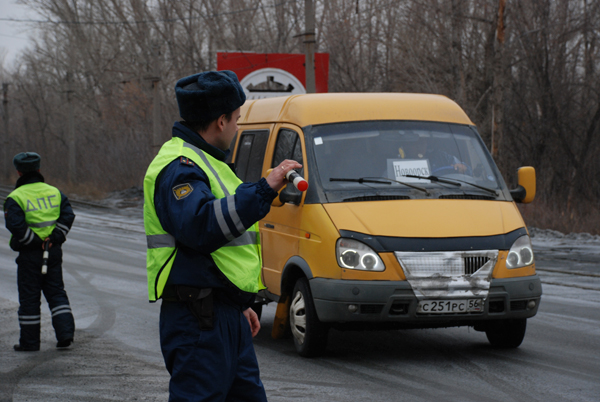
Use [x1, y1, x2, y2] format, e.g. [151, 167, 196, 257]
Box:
[172, 183, 194, 200]
[179, 157, 195, 167]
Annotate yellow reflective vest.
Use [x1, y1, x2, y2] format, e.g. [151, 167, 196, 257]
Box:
[7, 182, 62, 244]
[143, 137, 264, 302]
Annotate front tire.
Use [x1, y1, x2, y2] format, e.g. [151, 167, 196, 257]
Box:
[289, 278, 329, 357]
[485, 318, 527, 348]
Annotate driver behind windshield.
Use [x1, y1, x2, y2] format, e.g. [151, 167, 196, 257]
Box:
[399, 135, 469, 174]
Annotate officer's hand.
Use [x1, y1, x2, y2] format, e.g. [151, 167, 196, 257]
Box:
[42, 238, 53, 249]
[267, 160, 303, 192]
[243, 308, 261, 337]
[10, 236, 22, 251]
[49, 230, 65, 246]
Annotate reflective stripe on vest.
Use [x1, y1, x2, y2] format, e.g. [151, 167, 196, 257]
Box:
[7, 183, 61, 242]
[143, 137, 264, 302]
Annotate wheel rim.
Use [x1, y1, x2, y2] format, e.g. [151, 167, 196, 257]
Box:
[290, 290, 307, 345]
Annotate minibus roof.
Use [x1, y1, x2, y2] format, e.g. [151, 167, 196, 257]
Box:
[240, 93, 474, 127]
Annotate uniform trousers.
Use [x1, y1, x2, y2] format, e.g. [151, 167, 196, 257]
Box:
[16, 246, 75, 349]
[160, 298, 268, 402]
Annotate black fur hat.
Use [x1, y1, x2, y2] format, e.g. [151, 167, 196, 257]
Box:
[175, 70, 246, 123]
[13, 152, 41, 172]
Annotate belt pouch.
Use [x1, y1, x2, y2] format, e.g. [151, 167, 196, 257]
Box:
[176, 286, 214, 330]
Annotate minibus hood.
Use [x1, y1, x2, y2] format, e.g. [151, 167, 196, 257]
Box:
[323, 200, 524, 238]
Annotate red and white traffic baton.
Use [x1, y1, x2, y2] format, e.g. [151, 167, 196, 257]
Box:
[285, 170, 308, 192]
[42, 241, 49, 275]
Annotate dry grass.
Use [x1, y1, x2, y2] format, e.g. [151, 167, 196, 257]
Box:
[57, 181, 110, 202]
[1, 175, 111, 203]
[518, 199, 600, 236]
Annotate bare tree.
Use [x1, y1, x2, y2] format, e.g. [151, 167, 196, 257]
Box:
[1, 0, 598, 234]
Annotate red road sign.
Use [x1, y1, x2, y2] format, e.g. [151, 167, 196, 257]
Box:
[217, 52, 329, 98]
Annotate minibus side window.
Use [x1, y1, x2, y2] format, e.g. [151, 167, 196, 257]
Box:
[272, 129, 304, 169]
[234, 130, 269, 182]
[272, 129, 304, 204]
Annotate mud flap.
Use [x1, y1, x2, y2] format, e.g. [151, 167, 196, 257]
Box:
[271, 297, 290, 339]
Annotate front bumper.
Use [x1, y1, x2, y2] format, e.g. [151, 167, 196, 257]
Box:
[310, 276, 542, 327]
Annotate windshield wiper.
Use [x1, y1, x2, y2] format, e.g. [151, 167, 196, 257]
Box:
[404, 175, 498, 196]
[330, 177, 429, 194]
[330, 177, 391, 185]
[403, 174, 461, 187]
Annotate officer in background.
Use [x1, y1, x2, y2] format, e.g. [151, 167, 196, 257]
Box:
[143, 70, 299, 401]
[3, 152, 76, 351]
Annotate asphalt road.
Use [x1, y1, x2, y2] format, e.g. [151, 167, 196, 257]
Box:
[1, 205, 599, 402]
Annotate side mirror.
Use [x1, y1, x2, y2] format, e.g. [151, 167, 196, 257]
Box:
[510, 166, 536, 204]
[279, 184, 302, 205]
[271, 185, 302, 207]
[265, 168, 302, 207]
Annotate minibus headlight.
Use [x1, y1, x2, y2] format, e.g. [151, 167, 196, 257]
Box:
[336, 238, 385, 271]
[506, 235, 535, 269]
[341, 250, 360, 267]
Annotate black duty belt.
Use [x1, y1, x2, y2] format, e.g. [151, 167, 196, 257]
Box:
[162, 285, 242, 309]
[162, 285, 214, 330]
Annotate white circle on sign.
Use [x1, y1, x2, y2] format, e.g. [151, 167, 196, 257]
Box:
[240, 68, 306, 99]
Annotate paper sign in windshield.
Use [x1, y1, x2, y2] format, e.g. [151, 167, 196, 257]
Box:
[388, 159, 430, 182]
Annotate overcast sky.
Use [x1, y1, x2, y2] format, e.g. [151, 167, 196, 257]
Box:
[0, 0, 38, 67]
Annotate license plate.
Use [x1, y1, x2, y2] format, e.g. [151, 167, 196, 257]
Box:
[417, 299, 483, 314]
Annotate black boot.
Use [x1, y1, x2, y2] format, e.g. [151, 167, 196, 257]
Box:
[14, 344, 40, 352]
[56, 339, 73, 348]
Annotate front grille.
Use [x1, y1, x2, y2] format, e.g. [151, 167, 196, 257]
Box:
[344, 195, 410, 202]
[464, 256, 491, 275]
[395, 251, 497, 277]
[360, 304, 384, 314]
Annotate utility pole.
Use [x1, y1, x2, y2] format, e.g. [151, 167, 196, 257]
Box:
[148, 43, 162, 152]
[491, 0, 506, 164]
[66, 72, 76, 184]
[208, 31, 214, 71]
[304, 0, 316, 93]
[2, 83, 9, 182]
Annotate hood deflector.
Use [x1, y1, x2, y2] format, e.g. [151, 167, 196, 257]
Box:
[338, 227, 528, 253]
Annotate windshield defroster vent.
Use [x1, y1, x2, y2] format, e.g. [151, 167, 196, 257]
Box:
[343, 195, 410, 202]
[439, 194, 496, 200]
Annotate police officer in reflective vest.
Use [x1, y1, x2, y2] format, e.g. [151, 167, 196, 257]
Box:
[143, 71, 300, 401]
[3, 152, 76, 351]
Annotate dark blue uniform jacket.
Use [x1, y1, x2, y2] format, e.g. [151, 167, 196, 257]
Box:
[154, 122, 278, 308]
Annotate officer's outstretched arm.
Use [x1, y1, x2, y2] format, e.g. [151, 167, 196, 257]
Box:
[156, 159, 280, 254]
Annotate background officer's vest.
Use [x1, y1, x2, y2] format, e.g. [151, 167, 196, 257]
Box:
[7, 183, 61, 241]
[143, 137, 263, 302]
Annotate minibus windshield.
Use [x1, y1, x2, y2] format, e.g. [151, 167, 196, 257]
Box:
[309, 121, 506, 200]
